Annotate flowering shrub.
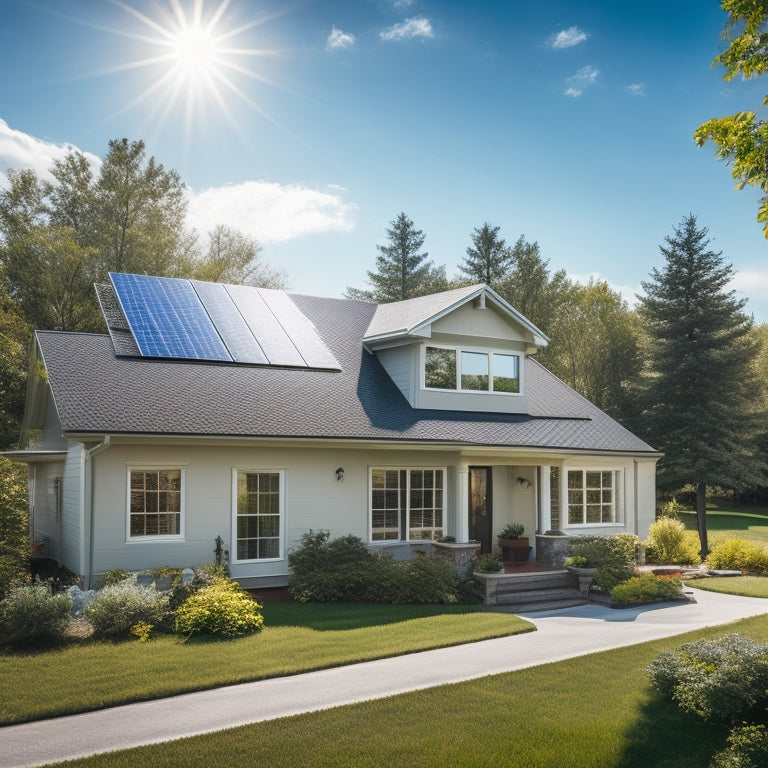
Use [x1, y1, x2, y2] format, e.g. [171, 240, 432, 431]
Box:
[0, 583, 72, 648]
[610, 572, 682, 604]
[84, 577, 170, 640]
[174, 577, 263, 638]
[707, 539, 768, 574]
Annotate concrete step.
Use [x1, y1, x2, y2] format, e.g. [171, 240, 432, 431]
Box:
[493, 571, 572, 593]
[495, 587, 586, 607]
[491, 596, 588, 613]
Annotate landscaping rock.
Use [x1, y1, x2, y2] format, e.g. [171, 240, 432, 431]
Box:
[706, 569, 743, 577]
[67, 585, 94, 616]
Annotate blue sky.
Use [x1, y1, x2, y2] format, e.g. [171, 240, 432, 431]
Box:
[2, 0, 768, 321]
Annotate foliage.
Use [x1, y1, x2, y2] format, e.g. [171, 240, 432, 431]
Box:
[645, 517, 702, 565]
[498, 522, 524, 538]
[711, 724, 768, 768]
[647, 633, 768, 724]
[390, 555, 460, 604]
[659, 497, 684, 519]
[694, 0, 768, 237]
[707, 538, 768, 573]
[568, 534, 639, 591]
[638, 214, 765, 556]
[0, 456, 29, 597]
[473, 553, 504, 573]
[0, 583, 72, 648]
[101, 569, 130, 587]
[174, 577, 263, 638]
[345, 212, 447, 302]
[565, 555, 589, 568]
[611, 572, 683, 604]
[84, 577, 170, 640]
[130, 621, 154, 643]
[0, 288, 30, 449]
[459, 222, 513, 288]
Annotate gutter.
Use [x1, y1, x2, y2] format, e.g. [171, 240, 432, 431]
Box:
[84, 436, 111, 588]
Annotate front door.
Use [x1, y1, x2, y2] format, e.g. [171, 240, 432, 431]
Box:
[469, 467, 493, 553]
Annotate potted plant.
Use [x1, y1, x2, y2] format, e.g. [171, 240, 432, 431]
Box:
[497, 523, 531, 563]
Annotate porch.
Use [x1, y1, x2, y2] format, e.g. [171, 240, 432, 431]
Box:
[477, 568, 589, 612]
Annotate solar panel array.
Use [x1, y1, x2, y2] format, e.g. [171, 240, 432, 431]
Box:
[108, 273, 340, 370]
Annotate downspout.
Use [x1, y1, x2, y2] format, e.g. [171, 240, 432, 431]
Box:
[84, 436, 111, 588]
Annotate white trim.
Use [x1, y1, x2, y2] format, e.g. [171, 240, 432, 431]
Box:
[125, 466, 185, 542]
[231, 468, 286, 564]
[420, 343, 524, 396]
[368, 465, 447, 543]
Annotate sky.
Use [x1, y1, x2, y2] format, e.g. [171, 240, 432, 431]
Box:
[2, 0, 768, 321]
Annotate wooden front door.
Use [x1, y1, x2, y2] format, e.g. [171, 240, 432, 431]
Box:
[469, 467, 493, 553]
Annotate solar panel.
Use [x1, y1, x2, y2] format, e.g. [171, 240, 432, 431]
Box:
[191, 280, 268, 365]
[110, 273, 231, 362]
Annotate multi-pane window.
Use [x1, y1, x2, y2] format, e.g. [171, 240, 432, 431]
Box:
[425, 346, 519, 394]
[370, 468, 444, 541]
[129, 469, 182, 538]
[235, 471, 282, 560]
[567, 469, 622, 525]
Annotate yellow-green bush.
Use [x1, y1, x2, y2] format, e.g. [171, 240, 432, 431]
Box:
[611, 572, 683, 604]
[645, 517, 701, 565]
[707, 539, 768, 574]
[174, 577, 263, 638]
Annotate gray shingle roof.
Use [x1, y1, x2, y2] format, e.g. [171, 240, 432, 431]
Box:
[36, 293, 656, 454]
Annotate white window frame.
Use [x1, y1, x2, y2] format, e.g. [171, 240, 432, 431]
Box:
[421, 343, 523, 395]
[126, 466, 185, 542]
[564, 467, 624, 528]
[231, 468, 286, 563]
[368, 466, 447, 543]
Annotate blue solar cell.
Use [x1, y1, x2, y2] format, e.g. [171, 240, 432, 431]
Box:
[110, 273, 231, 362]
[191, 280, 268, 365]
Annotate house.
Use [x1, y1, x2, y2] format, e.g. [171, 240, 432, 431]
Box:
[6, 275, 659, 588]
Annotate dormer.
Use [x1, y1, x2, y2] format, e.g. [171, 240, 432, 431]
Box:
[363, 284, 549, 415]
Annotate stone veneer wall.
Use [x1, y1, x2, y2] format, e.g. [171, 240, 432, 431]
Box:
[535, 534, 569, 568]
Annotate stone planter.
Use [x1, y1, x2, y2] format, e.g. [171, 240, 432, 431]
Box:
[565, 564, 598, 594]
[498, 537, 532, 563]
[431, 541, 482, 578]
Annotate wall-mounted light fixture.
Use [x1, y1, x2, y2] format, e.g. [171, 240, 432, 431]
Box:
[516, 477, 531, 489]
[336, 467, 344, 482]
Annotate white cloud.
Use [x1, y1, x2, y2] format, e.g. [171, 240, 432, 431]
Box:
[186, 181, 357, 243]
[380, 17, 434, 41]
[327, 26, 355, 50]
[0, 118, 100, 187]
[551, 26, 588, 49]
[392, 0, 416, 7]
[731, 270, 768, 302]
[564, 65, 599, 96]
[626, 83, 646, 96]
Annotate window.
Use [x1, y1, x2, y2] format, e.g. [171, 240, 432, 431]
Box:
[234, 470, 283, 561]
[129, 469, 182, 538]
[424, 346, 519, 394]
[567, 469, 623, 525]
[370, 468, 444, 541]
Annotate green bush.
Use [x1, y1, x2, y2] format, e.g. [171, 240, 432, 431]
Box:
[645, 517, 701, 565]
[391, 555, 459, 604]
[84, 577, 170, 640]
[711, 725, 768, 768]
[707, 538, 768, 574]
[0, 457, 30, 599]
[474, 553, 504, 573]
[569, 535, 639, 591]
[0, 583, 72, 648]
[101, 569, 129, 587]
[646, 633, 768, 724]
[174, 577, 263, 638]
[611, 572, 682, 604]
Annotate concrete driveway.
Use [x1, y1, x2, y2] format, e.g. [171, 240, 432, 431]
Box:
[1, 586, 766, 768]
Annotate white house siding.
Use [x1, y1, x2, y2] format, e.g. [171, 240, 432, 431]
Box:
[28, 460, 65, 560]
[374, 345, 417, 404]
[60, 443, 85, 575]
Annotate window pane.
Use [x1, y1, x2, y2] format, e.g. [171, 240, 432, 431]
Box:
[461, 351, 489, 391]
[425, 347, 456, 390]
[493, 353, 519, 393]
[235, 471, 281, 560]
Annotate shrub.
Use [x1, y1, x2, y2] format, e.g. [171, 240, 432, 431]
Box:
[174, 577, 263, 638]
[646, 633, 768, 724]
[389, 555, 460, 604]
[645, 517, 701, 565]
[569, 535, 639, 591]
[711, 725, 768, 768]
[474, 553, 504, 573]
[84, 577, 170, 640]
[707, 539, 768, 574]
[611, 572, 682, 604]
[101, 569, 129, 587]
[0, 583, 72, 648]
[0, 457, 30, 599]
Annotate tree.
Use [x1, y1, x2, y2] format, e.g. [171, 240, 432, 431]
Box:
[346, 212, 447, 302]
[694, 0, 768, 236]
[638, 214, 765, 556]
[460, 223, 512, 288]
[0, 287, 30, 450]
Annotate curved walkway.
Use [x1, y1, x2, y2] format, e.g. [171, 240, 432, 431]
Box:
[2, 586, 767, 768]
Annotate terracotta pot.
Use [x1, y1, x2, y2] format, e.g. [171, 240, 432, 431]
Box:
[498, 537, 532, 563]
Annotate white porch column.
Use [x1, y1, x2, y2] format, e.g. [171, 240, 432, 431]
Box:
[456, 463, 470, 542]
[538, 465, 551, 533]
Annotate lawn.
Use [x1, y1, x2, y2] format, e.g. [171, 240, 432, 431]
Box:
[680, 502, 768, 546]
[684, 575, 768, 598]
[0, 602, 532, 725]
[38, 611, 768, 768]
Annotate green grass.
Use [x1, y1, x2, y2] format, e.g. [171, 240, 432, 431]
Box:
[0, 602, 532, 725]
[680, 503, 768, 546]
[41, 612, 768, 768]
[684, 575, 768, 598]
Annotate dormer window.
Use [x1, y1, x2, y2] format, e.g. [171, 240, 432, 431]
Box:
[424, 345, 520, 394]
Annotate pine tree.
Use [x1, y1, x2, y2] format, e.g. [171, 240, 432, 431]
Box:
[638, 214, 765, 556]
[460, 223, 512, 287]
